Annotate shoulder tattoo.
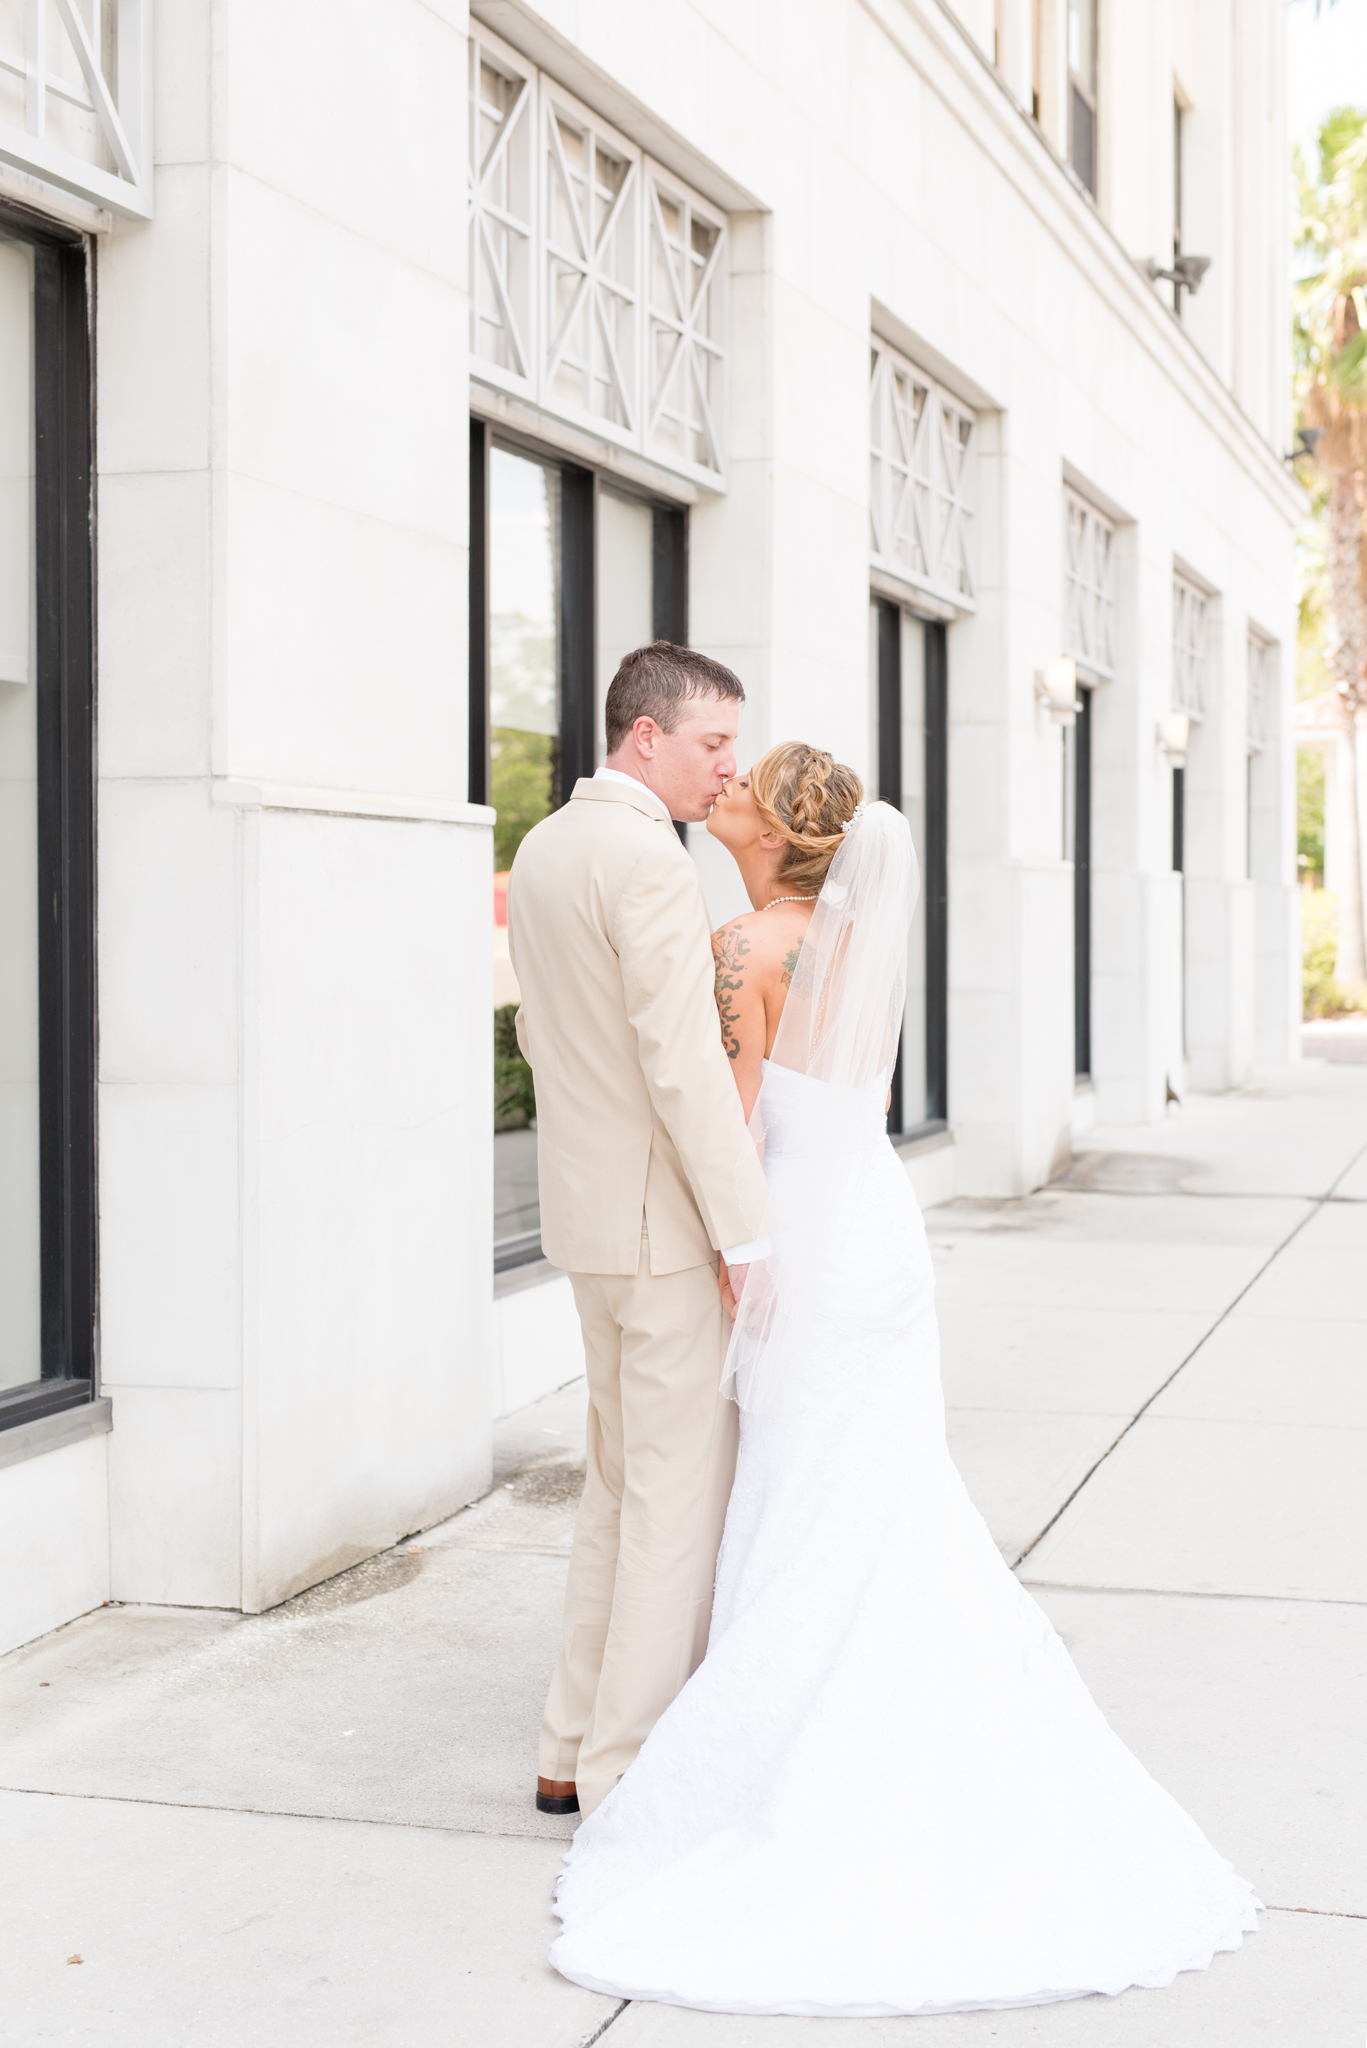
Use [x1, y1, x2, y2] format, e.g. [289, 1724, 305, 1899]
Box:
[781, 940, 814, 995]
[712, 924, 751, 1061]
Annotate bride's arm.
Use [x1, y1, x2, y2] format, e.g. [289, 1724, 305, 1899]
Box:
[711, 916, 766, 1123]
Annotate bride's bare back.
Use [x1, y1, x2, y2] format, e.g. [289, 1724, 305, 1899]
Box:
[710, 901, 815, 1123]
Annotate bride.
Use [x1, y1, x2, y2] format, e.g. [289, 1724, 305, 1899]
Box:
[549, 742, 1259, 2018]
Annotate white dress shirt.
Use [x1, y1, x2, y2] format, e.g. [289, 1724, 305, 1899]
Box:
[593, 764, 674, 822]
[591, 767, 770, 1269]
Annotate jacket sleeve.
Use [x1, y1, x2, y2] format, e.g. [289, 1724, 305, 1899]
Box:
[613, 839, 772, 1252]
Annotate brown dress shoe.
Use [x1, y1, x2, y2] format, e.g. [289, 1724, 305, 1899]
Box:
[536, 1775, 580, 1815]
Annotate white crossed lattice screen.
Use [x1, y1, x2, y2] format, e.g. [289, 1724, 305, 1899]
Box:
[0, 0, 152, 217]
[1172, 573, 1211, 721]
[868, 336, 975, 610]
[647, 170, 725, 477]
[469, 28, 727, 486]
[1062, 489, 1115, 681]
[469, 40, 534, 382]
[1246, 632, 1276, 754]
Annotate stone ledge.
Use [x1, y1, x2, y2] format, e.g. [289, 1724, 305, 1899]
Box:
[0, 1398, 112, 1474]
[211, 779, 494, 828]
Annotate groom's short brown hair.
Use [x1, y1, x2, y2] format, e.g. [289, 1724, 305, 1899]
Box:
[604, 642, 745, 755]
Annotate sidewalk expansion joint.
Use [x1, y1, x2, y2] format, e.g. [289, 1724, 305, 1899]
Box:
[0, 1782, 578, 1844]
[1265, 1905, 1367, 1921]
[577, 2001, 630, 2044]
[1020, 1580, 1367, 1608]
[1011, 1129, 1367, 1574]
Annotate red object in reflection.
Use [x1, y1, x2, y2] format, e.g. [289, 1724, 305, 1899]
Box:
[493, 872, 510, 928]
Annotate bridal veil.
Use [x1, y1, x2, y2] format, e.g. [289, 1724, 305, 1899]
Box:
[723, 799, 919, 1411]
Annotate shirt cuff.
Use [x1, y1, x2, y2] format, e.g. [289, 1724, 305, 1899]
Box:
[720, 1236, 772, 1266]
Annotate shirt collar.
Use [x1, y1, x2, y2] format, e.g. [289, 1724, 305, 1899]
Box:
[593, 765, 675, 824]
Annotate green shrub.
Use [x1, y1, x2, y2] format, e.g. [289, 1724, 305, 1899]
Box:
[494, 1003, 537, 1131]
[1297, 748, 1325, 885]
[1302, 889, 1367, 1018]
[491, 728, 555, 871]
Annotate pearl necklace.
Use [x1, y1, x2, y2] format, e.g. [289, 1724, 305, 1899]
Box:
[761, 893, 818, 911]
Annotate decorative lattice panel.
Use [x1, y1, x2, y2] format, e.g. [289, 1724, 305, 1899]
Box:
[468, 27, 726, 488]
[1063, 489, 1115, 681]
[468, 32, 536, 389]
[645, 165, 726, 477]
[0, 0, 152, 217]
[1172, 573, 1210, 720]
[869, 336, 975, 610]
[543, 83, 640, 434]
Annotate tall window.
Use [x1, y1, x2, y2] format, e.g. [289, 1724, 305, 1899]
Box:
[489, 449, 563, 867]
[0, 214, 96, 1433]
[1171, 571, 1213, 1053]
[1061, 489, 1114, 1079]
[470, 420, 687, 1272]
[1246, 631, 1276, 881]
[869, 338, 976, 612]
[1067, 0, 1098, 196]
[1062, 691, 1093, 1078]
[872, 600, 948, 1137]
[469, 27, 728, 488]
[1172, 95, 1185, 318]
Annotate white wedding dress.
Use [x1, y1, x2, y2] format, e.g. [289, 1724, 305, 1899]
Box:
[549, 806, 1259, 2019]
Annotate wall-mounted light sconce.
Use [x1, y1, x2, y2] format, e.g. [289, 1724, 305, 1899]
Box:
[1035, 657, 1081, 725]
[1156, 708, 1191, 767]
[1285, 426, 1324, 467]
[1144, 253, 1212, 304]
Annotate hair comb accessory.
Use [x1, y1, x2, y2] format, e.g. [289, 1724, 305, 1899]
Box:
[840, 800, 868, 833]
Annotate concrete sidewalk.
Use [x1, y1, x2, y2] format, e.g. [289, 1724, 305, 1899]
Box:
[2, 1064, 1365, 2046]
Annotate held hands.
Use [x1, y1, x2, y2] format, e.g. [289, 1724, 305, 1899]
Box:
[719, 1258, 748, 1321]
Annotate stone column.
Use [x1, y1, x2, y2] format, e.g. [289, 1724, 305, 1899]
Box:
[96, 0, 489, 1613]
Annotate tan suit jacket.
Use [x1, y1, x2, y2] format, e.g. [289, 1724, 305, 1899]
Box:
[508, 777, 769, 1276]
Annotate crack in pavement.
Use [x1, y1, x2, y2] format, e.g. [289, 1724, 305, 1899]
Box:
[0, 1781, 574, 1843]
[575, 2002, 631, 2044]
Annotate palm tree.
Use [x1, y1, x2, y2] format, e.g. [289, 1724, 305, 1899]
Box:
[1296, 107, 1367, 986]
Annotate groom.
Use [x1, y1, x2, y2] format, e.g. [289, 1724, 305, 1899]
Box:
[508, 642, 771, 1820]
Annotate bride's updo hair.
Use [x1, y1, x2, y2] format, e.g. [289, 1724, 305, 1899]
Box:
[750, 742, 864, 896]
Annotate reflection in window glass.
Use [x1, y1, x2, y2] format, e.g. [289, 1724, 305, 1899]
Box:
[488, 459, 677, 1267]
[491, 447, 561, 1264]
[595, 488, 654, 761]
[0, 231, 39, 1391]
[1068, 0, 1096, 92]
[490, 448, 560, 873]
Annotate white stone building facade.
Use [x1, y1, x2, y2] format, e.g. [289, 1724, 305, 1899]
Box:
[0, 0, 1302, 1656]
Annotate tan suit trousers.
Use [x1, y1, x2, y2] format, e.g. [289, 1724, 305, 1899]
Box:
[539, 1236, 738, 1816]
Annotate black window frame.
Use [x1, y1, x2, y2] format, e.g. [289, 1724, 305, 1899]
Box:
[1172, 762, 1187, 1057]
[472, 414, 689, 1271]
[0, 201, 98, 1436]
[1072, 683, 1093, 1080]
[874, 596, 948, 1143]
[469, 417, 687, 811]
[1172, 95, 1185, 320]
